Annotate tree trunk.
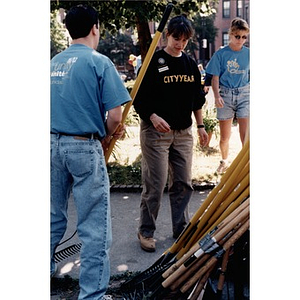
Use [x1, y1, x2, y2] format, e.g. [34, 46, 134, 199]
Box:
[136, 17, 152, 62]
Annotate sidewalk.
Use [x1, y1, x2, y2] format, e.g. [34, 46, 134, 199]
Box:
[52, 189, 210, 282]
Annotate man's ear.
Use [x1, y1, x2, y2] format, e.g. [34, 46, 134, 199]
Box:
[91, 24, 99, 36]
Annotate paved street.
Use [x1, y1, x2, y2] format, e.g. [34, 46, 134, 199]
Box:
[53, 189, 209, 280]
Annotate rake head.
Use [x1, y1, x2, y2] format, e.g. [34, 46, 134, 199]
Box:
[120, 253, 176, 298]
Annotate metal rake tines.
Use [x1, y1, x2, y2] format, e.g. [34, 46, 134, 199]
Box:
[54, 243, 82, 263]
[120, 258, 174, 293]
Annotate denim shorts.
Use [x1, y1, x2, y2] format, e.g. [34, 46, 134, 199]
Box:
[217, 85, 250, 120]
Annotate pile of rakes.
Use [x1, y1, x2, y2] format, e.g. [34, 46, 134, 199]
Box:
[120, 140, 250, 299]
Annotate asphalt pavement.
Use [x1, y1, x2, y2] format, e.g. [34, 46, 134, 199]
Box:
[52, 189, 210, 280]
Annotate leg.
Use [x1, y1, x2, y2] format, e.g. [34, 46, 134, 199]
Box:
[216, 119, 233, 173]
[168, 127, 194, 238]
[235, 85, 250, 146]
[217, 87, 234, 162]
[50, 135, 72, 276]
[60, 137, 111, 299]
[237, 117, 249, 145]
[219, 119, 233, 160]
[139, 121, 171, 238]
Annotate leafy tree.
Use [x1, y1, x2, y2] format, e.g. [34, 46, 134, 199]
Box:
[194, 14, 218, 44]
[50, 9, 68, 58]
[50, 0, 217, 60]
[193, 13, 218, 64]
[97, 31, 137, 68]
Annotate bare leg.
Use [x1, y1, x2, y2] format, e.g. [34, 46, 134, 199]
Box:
[237, 118, 249, 145]
[219, 119, 233, 160]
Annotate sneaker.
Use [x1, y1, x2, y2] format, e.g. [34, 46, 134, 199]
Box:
[103, 295, 114, 300]
[216, 160, 228, 174]
[138, 232, 156, 252]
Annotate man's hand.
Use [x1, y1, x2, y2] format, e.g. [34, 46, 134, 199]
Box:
[101, 123, 126, 154]
[112, 123, 126, 140]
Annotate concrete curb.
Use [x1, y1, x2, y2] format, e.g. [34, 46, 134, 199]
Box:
[110, 182, 215, 193]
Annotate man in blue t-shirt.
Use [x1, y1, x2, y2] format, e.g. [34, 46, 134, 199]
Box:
[50, 5, 131, 299]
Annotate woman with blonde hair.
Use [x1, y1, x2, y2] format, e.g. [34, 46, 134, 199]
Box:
[206, 17, 250, 173]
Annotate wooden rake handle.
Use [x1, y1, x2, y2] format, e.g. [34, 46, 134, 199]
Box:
[174, 147, 249, 259]
[162, 204, 249, 287]
[180, 219, 250, 294]
[165, 140, 249, 256]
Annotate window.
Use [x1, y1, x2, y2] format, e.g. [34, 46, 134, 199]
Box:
[223, 0, 230, 18]
[237, 0, 243, 17]
[245, 5, 249, 23]
[222, 32, 229, 46]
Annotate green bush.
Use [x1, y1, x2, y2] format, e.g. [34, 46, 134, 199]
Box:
[107, 160, 142, 185]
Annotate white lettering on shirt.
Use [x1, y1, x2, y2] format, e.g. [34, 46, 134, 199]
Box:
[51, 57, 78, 77]
[227, 59, 245, 75]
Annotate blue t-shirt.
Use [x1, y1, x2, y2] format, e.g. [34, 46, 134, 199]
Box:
[51, 44, 131, 138]
[205, 45, 249, 88]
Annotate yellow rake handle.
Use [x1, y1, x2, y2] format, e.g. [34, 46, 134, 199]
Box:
[165, 140, 249, 255]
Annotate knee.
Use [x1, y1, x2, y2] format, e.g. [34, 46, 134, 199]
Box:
[169, 180, 193, 193]
[220, 136, 230, 143]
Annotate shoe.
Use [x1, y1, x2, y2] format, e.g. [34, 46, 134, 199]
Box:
[216, 160, 228, 174]
[138, 232, 156, 252]
[103, 295, 114, 300]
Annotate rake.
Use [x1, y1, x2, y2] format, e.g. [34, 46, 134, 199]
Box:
[120, 141, 249, 297]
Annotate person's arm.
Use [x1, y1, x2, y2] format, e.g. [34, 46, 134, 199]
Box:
[134, 55, 170, 132]
[203, 73, 212, 93]
[106, 106, 122, 136]
[194, 109, 208, 147]
[101, 106, 125, 153]
[204, 73, 212, 87]
[133, 61, 156, 122]
[212, 75, 224, 108]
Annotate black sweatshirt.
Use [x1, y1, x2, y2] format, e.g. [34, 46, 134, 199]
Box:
[134, 49, 206, 130]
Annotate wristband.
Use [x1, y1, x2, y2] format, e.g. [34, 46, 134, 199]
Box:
[197, 124, 205, 129]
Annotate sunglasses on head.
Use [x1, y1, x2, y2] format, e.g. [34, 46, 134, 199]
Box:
[234, 35, 247, 40]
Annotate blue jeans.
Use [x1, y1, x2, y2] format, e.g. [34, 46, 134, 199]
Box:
[50, 134, 112, 299]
